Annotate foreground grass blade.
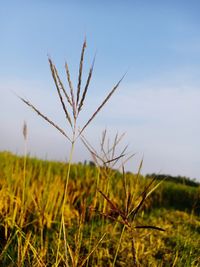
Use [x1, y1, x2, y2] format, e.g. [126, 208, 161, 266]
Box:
[135, 225, 165, 231]
[98, 189, 128, 224]
[80, 233, 106, 267]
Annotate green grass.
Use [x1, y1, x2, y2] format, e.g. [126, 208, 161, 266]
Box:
[0, 151, 199, 266]
[146, 180, 200, 215]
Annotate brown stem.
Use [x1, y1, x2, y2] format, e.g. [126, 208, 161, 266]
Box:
[131, 235, 137, 267]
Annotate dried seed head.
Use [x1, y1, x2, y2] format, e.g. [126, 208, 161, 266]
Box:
[23, 121, 27, 140]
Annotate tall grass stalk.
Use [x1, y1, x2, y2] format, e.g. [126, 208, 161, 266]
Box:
[56, 141, 75, 266]
[17, 121, 28, 265]
[21, 121, 28, 226]
[19, 39, 123, 266]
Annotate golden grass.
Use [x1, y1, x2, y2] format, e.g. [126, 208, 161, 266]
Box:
[0, 152, 199, 266]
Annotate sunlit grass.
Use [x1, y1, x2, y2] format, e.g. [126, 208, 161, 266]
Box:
[0, 151, 199, 266]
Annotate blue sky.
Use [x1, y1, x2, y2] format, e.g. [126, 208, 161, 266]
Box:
[0, 1, 200, 180]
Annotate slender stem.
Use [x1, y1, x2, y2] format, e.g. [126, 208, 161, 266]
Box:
[56, 121, 77, 267]
[55, 141, 75, 266]
[21, 137, 27, 227]
[93, 167, 100, 210]
[112, 225, 125, 267]
[86, 220, 94, 267]
[131, 236, 138, 267]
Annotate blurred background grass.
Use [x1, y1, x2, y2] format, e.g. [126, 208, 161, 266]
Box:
[0, 151, 199, 266]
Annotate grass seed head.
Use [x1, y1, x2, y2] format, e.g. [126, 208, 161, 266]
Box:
[23, 121, 27, 140]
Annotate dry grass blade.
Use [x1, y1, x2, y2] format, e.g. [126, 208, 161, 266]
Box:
[15, 226, 46, 267]
[65, 61, 76, 119]
[140, 177, 157, 198]
[90, 152, 99, 166]
[131, 192, 147, 219]
[93, 209, 127, 225]
[108, 144, 130, 169]
[18, 96, 71, 142]
[80, 136, 103, 165]
[0, 232, 18, 259]
[101, 129, 107, 152]
[109, 133, 125, 155]
[99, 130, 111, 162]
[117, 144, 128, 161]
[80, 134, 123, 167]
[49, 58, 73, 127]
[80, 135, 99, 159]
[106, 132, 126, 160]
[122, 166, 129, 215]
[98, 189, 119, 213]
[106, 137, 111, 161]
[101, 139, 109, 163]
[79, 233, 106, 267]
[146, 178, 165, 198]
[131, 237, 137, 267]
[98, 189, 128, 223]
[79, 74, 125, 136]
[104, 154, 125, 164]
[77, 39, 87, 106]
[111, 132, 119, 160]
[127, 158, 144, 213]
[78, 56, 95, 114]
[129, 177, 157, 218]
[66, 243, 75, 267]
[135, 225, 165, 231]
[136, 158, 143, 180]
[120, 152, 136, 168]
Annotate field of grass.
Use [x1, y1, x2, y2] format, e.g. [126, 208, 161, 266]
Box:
[0, 151, 199, 266]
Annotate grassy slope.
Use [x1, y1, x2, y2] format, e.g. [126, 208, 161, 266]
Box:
[0, 151, 199, 266]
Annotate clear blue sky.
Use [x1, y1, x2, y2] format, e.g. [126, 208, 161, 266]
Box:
[0, 1, 200, 180]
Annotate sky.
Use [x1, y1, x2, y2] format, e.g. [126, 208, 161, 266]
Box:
[0, 1, 200, 180]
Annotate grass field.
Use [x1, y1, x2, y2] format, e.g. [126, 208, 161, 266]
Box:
[0, 151, 199, 266]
